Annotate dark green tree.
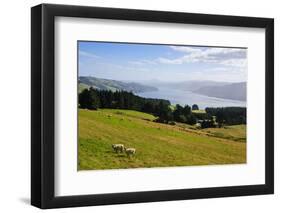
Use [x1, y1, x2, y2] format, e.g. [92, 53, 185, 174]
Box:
[173, 104, 184, 121]
[192, 104, 199, 110]
[186, 114, 197, 125]
[183, 105, 191, 116]
[78, 88, 100, 110]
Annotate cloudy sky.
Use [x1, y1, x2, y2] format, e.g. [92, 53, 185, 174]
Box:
[78, 41, 247, 83]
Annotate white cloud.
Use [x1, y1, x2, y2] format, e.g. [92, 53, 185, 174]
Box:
[128, 59, 157, 66]
[156, 57, 183, 64]
[157, 46, 247, 68]
[169, 46, 202, 54]
[220, 58, 247, 68]
[79, 50, 100, 59]
[126, 46, 247, 68]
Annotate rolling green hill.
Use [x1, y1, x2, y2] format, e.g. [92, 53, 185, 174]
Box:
[79, 76, 157, 93]
[78, 109, 246, 170]
[202, 125, 246, 142]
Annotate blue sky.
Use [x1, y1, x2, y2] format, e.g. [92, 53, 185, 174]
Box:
[78, 41, 247, 83]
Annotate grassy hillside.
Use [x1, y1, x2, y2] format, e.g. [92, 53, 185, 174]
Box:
[192, 109, 206, 114]
[78, 109, 246, 170]
[202, 125, 246, 142]
[78, 83, 89, 93]
[79, 76, 157, 93]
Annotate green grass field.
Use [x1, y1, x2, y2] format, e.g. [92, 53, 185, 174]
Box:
[192, 109, 206, 114]
[202, 125, 246, 142]
[78, 109, 246, 170]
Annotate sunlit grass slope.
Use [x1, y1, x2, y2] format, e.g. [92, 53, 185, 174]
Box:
[78, 109, 246, 170]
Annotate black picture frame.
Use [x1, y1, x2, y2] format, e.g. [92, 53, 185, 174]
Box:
[31, 3, 274, 209]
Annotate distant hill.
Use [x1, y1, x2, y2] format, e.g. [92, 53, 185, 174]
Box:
[79, 77, 246, 101]
[141, 80, 229, 91]
[194, 82, 246, 101]
[137, 80, 246, 101]
[79, 76, 158, 93]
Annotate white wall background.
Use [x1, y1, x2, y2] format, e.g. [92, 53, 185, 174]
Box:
[0, 0, 279, 212]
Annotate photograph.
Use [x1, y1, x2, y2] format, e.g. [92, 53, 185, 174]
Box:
[29, 3, 274, 209]
[78, 41, 247, 170]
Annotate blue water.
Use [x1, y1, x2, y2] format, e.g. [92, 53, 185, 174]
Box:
[136, 87, 246, 109]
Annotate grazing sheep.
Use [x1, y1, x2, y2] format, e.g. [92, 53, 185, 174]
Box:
[112, 144, 125, 153]
[125, 148, 136, 157]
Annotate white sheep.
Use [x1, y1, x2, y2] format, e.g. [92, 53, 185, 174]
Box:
[125, 147, 136, 157]
[112, 144, 125, 153]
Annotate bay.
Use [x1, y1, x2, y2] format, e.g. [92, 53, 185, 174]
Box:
[136, 87, 246, 109]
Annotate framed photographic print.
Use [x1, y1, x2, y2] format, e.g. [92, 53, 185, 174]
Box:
[31, 4, 274, 209]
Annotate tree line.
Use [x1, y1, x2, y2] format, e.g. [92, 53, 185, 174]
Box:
[205, 107, 246, 126]
[79, 87, 171, 117]
[79, 87, 246, 127]
[79, 88, 197, 124]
